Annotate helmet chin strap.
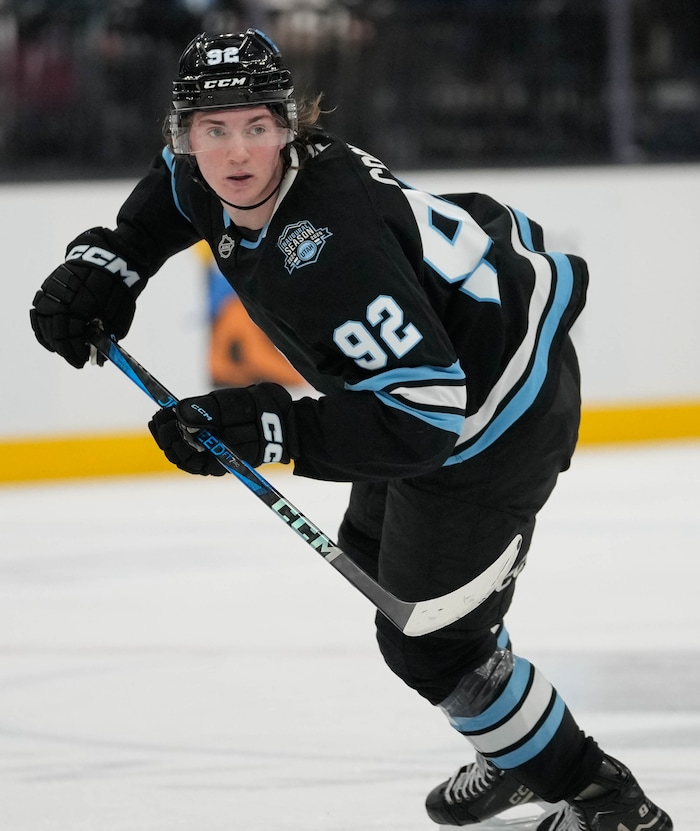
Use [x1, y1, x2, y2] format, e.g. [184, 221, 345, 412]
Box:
[189, 150, 291, 213]
[216, 178, 283, 211]
[210, 170, 285, 212]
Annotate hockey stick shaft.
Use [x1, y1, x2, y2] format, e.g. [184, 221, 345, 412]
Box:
[87, 326, 522, 636]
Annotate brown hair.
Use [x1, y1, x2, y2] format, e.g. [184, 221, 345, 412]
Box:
[295, 94, 324, 136]
[289, 93, 326, 165]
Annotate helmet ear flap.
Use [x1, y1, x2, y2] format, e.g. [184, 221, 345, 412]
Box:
[267, 101, 298, 135]
[285, 99, 298, 134]
[167, 112, 192, 155]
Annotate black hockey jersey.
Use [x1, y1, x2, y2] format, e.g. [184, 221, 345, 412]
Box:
[98, 134, 588, 482]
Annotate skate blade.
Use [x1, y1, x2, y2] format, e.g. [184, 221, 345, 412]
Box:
[473, 800, 566, 830]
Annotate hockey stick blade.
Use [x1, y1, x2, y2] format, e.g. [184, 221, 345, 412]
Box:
[87, 325, 522, 637]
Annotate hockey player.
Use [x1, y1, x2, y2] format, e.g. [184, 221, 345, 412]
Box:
[30, 29, 673, 830]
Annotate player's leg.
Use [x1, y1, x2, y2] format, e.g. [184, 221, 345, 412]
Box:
[376, 482, 671, 826]
[337, 484, 547, 822]
[422, 627, 672, 830]
[371, 340, 672, 827]
[374, 487, 603, 818]
[336, 479, 387, 582]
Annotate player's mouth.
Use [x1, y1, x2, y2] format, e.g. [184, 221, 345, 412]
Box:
[227, 173, 253, 183]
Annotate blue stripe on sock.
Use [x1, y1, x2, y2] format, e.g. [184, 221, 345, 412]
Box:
[495, 624, 510, 649]
[489, 693, 566, 769]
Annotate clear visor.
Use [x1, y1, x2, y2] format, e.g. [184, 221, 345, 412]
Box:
[169, 112, 294, 155]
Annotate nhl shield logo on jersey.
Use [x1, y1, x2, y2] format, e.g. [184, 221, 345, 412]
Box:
[277, 220, 332, 274]
[218, 234, 236, 259]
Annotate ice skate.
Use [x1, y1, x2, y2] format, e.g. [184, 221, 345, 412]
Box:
[536, 755, 672, 831]
[426, 753, 546, 826]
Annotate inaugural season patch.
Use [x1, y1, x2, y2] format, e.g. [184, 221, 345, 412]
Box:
[277, 220, 332, 274]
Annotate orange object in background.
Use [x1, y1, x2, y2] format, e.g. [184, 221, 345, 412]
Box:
[210, 294, 303, 387]
[196, 240, 303, 388]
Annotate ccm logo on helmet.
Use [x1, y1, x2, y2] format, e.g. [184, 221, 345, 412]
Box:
[66, 244, 141, 288]
[202, 78, 247, 89]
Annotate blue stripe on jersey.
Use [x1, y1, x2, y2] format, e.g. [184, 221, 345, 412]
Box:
[345, 362, 466, 436]
[445, 211, 575, 465]
[162, 146, 174, 169]
[376, 389, 465, 434]
[222, 209, 270, 248]
[239, 232, 267, 249]
[161, 148, 193, 224]
[514, 207, 536, 249]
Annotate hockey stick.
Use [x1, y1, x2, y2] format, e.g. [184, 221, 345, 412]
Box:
[87, 325, 522, 637]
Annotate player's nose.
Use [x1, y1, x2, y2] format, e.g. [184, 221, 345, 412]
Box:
[225, 135, 250, 161]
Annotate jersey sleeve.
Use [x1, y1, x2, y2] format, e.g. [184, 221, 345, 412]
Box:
[110, 149, 203, 280]
[56, 150, 202, 305]
[291, 378, 465, 481]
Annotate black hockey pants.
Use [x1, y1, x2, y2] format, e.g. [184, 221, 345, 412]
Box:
[337, 337, 604, 801]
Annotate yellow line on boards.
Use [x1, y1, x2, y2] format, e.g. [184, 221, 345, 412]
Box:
[0, 433, 174, 484]
[1, 400, 698, 484]
[578, 400, 700, 445]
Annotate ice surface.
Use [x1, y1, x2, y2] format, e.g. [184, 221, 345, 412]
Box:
[1, 441, 698, 829]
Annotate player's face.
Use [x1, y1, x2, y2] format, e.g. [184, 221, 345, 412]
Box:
[189, 107, 289, 211]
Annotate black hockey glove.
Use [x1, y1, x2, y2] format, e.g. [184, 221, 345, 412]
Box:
[30, 233, 141, 368]
[148, 383, 298, 476]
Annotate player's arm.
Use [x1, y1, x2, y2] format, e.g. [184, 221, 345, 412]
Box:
[30, 151, 200, 368]
[147, 350, 466, 481]
[292, 366, 466, 480]
[148, 274, 467, 480]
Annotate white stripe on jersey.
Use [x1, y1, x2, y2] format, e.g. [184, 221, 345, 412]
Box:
[455, 207, 559, 446]
[391, 381, 467, 413]
[348, 362, 467, 435]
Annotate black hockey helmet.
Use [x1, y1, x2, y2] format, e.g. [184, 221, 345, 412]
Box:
[169, 29, 297, 154]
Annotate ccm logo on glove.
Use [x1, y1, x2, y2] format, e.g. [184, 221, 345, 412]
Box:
[148, 383, 298, 475]
[260, 412, 285, 463]
[66, 244, 141, 288]
[182, 402, 284, 462]
[190, 403, 214, 422]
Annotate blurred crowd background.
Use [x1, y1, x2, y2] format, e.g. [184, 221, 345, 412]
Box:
[0, 0, 698, 180]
